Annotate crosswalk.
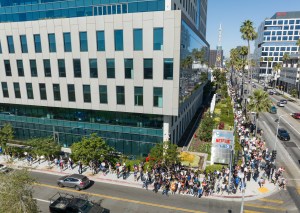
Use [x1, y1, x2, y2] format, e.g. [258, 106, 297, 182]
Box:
[244, 198, 287, 212]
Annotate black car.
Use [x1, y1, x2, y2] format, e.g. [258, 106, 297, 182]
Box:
[277, 128, 290, 141]
[280, 99, 287, 104]
[269, 91, 274, 95]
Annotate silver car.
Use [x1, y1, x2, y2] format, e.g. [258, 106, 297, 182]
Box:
[57, 174, 90, 190]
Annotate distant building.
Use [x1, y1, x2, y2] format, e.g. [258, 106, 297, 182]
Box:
[209, 49, 223, 68]
[279, 54, 300, 97]
[254, 11, 300, 81]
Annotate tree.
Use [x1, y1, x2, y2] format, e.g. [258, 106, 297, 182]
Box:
[200, 72, 208, 82]
[181, 56, 193, 69]
[272, 63, 282, 89]
[71, 133, 114, 164]
[282, 53, 290, 66]
[247, 89, 272, 134]
[290, 88, 298, 99]
[27, 137, 61, 161]
[198, 113, 215, 142]
[149, 141, 179, 168]
[240, 20, 257, 90]
[0, 169, 38, 213]
[0, 123, 14, 149]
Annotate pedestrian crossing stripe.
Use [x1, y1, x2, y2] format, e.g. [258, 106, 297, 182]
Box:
[245, 203, 286, 211]
[244, 210, 264, 213]
[258, 198, 284, 204]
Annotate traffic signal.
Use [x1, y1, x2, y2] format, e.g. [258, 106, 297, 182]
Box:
[272, 150, 277, 160]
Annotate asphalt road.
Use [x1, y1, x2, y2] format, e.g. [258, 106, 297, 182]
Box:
[31, 171, 299, 213]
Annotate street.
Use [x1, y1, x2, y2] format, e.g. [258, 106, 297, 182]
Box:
[31, 171, 298, 213]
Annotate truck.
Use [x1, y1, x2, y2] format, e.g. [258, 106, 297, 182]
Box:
[49, 192, 109, 213]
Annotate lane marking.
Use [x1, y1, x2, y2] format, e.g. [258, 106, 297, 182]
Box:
[35, 198, 48, 203]
[258, 198, 284, 204]
[244, 210, 264, 213]
[35, 183, 206, 213]
[244, 203, 286, 211]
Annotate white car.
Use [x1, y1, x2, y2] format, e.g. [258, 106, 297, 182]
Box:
[277, 101, 285, 107]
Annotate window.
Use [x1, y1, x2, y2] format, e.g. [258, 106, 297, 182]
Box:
[134, 87, 143, 106]
[58, 59, 66, 77]
[67, 84, 76, 102]
[63, 32, 72, 52]
[17, 60, 24, 77]
[20, 35, 28, 53]
[89, 59, 98, 78]
[114, 30, 123, 51]
[39, 83, 47, 100]
[48, 33, 56, 52]
[26, 83, 34, 99]
[164, 59, 173, 80]
[13, 82, 21, 98]
[83, 85, 91, 103]
[79, 32, 88, 52]
[43, 59, 51, 77]
[116, 86, 125, 105]
[34, 34, 42, 53]
[153, 87, 163, 107]
[53, 84, 61, 101]
[144, 59, 153, 79]
[99, 85, 108, 104]
[73, 59, 81, 78]
[0, 41, 2, 53]
[4, 60, 12, 76]
[7, 36, 15, 53]
[153, 28, 163, 50]
[133, 29, 143, 50]
[1, 82, 9, 98]
[30, 60, 38, 77]
[124, 59, 133, 79]
[96, 31, 105, 51]
[106, 59, 115, 78]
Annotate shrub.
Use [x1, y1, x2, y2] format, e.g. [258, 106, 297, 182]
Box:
[204, 164, 223, 174]
[218, 122, 225, 129]
[180, 152, 195, 163]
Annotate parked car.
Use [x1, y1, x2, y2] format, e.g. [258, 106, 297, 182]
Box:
[269, 91, 274, 95]
[57, 174, 90, 190]
[280, 99, 287, 104]
[277, 128, 290, 141]
[277, 101, 285, 107]
[291, 113, 300, 119]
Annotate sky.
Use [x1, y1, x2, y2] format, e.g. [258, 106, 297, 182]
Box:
[206, 0, 300, 58]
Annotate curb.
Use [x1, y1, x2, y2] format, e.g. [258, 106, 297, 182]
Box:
[1, 161, 280, 201]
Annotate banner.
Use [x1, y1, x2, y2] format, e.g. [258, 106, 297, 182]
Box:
[211, 129, 234, 164]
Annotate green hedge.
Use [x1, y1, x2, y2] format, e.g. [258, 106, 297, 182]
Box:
[204, 164, 223, 173]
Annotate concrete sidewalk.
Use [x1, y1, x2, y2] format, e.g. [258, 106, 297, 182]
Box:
[0, 155, 279, 201]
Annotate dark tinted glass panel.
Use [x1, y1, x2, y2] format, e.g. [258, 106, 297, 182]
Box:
[83, 85, 91, 103]
[96, 31, 105, 51]
[134, 87, 143, 106]
[39, 83, 47, 100]
[53, 84, 61, 101]
[17, 60, 24, 77]
[73, 59, 81, 78]
[4, 60, 12, 76]
[67, 84, 76, 102]
[43, 59, 51, 77]
[114, 30, 123, 51]
[7, 36, 15, 53]
[20, 35, 28, 53]
[124, 59, 133, 79]
[133, 29, 143, 51]
[13, 82, 21, 98]
[79, 32, 88, 52]
[144, 59, 153, 79]
[30, 60, 38, 77]
[153, 87, 163, 107]
[99, 85, 108, 104]
[106, 59, 115, 78]
[116, 86, 125, 105]
[48, 33, 56, 52]
[89, 59, 98, 78]
[63, 32, 72, 52]
[1, 82, 9, 98]
[26, 83, 34, 99]
[153, 28, 163, 50]
[34, 34, 42, 53]
[58, 59, 66, 77]
[163, 58, 173, 80]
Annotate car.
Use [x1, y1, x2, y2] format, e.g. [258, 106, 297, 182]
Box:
[277, 101, 285, 107]
[0, 164, 13, 173]
[57, 174, 90, 190]
[273, 90, 280, 95]
[277, 128, 290, 141]
[280, 99, 287, 104]
[269, 106, 277, 114]
[291, 113, 300, 119]
[252, 84, 256, 88]
[269, 91, 274, 95]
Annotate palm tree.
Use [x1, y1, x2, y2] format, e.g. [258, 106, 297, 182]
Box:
[282, 53, 290, 67]
[247, 89, 272, 135]
[240, 20, 258, 90]
[272, 63, 282, 89]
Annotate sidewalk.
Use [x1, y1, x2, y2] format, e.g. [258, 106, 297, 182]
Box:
[0, 155, 279, 201]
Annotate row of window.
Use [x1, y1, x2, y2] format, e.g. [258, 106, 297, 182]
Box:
[265, 19, 300, 26]
[263, 35, 300, 42]
[1, 82, 163, 108]
[0, 28, 163, 54]
[264, 29, 300, 36]
[262, 46, 298, 52]
[2, 58, 174, 80]
[261, 51, 298, 57]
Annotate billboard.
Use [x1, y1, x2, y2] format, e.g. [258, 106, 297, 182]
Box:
[211, 129, 234, 164]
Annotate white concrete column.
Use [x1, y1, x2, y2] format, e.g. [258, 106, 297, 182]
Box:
[163, 115, 172, 141]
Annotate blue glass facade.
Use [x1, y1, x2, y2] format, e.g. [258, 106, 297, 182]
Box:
[114, 30, 123, 51]
[0, 0, 165, 23]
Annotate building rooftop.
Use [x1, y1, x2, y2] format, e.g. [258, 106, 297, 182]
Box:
[270, 11, 300, 19]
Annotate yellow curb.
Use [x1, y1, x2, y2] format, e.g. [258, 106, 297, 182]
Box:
[244, 203, 286, 211]
[258, 198, 284, 204]
[244, 210, 264, 213]
[258, 187, 269, 193]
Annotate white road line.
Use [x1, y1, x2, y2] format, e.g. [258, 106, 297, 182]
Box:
[34, 198, 48, 203]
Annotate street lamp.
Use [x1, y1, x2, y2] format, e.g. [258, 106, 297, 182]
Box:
[275, 113, 290, 151]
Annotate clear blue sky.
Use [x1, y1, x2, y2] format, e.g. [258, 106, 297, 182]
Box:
[206, 0, 300, 57]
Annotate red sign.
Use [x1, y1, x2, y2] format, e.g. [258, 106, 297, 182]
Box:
[215, 138, 231, 144]
[277, 12, 287, 17]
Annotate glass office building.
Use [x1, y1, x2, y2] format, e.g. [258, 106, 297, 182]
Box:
[0, 0, 209, 156]
[254, 11, 300, 82]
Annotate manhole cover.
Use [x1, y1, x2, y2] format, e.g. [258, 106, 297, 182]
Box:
[284, 142, 297, 147]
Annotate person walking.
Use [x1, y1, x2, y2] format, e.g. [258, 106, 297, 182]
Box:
[78, 161, 83, 174]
